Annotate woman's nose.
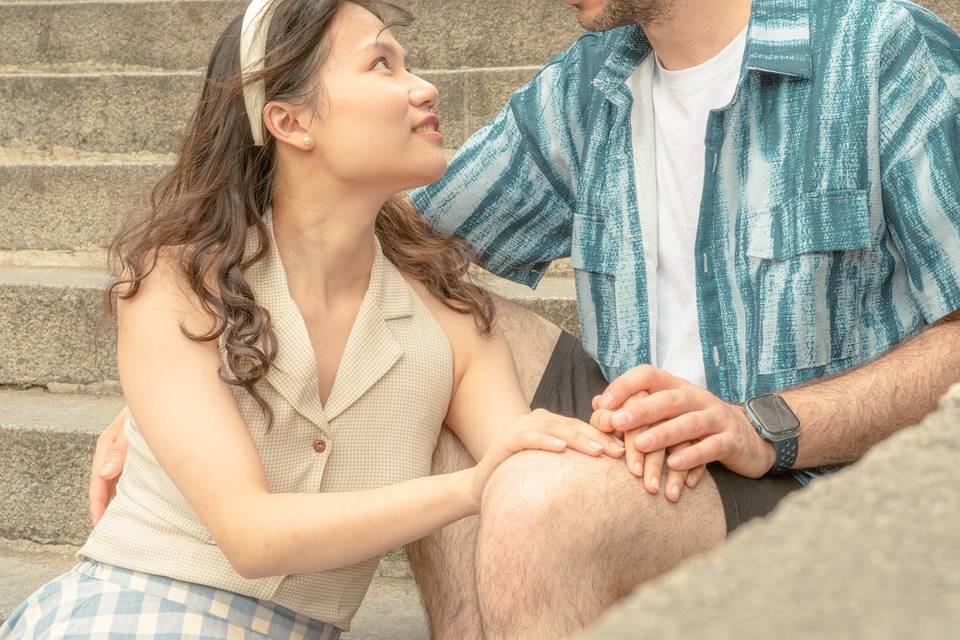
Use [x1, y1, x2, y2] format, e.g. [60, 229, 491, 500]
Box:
[410, 75, 439, 110]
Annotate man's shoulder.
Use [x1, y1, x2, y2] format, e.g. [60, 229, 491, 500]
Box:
[521, 26, 638, 94]
[811, 0, 960, 73]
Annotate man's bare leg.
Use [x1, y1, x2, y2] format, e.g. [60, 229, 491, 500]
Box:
[476, 451, 726, 639]
[405, 295, 562, 639]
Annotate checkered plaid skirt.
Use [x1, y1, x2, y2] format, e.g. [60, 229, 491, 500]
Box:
[0, 560, 341, 639]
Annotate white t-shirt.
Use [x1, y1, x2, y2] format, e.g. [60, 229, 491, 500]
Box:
[636, 29, 747, 387]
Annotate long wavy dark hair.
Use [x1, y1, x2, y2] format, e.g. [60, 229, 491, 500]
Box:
[105, 0, 494, 429]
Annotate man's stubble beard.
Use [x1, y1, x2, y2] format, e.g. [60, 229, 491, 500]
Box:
[581, 0, 673, 31]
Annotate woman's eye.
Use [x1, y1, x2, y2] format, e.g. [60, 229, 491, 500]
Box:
[373, 58, 389, 70]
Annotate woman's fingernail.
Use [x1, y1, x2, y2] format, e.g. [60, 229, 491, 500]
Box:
[613, 412, 630, 427]
[671, 485, 680, 500]
[671, 455, 686, 468]
[601, 392, 614, 407]
[588, 440, 602, 451]
[98, 463, 116, 477]
[637, 434, 652, 449]
[553, 439, 567, 448]
[650, 476, 659, 491]
[611, 440, 625, 451]
[633, 461, 643, 476]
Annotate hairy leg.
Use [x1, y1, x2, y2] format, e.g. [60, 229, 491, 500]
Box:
[405, 295, 561, 639]
[476, 450, 726, 639]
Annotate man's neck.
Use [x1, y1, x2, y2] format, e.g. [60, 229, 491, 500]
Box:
[642, 0, 752, 71]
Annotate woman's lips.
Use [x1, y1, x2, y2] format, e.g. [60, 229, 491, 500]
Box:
[413, 114, 443, 144]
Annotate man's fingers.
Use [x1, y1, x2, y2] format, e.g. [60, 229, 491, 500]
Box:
[97, 443, 127, 479]
[88, 477, 109, 525]
[642, 448, 665, 495]
[667, 435, 727, 471]
[596, 365, 686, 411]
[634, 410, 714, 452]
[611, 388, 700, 433]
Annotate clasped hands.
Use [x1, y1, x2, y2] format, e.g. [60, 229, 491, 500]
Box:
[590, 365, 776, 503]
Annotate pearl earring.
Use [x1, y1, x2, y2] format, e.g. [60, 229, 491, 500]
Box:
[303, 135, 312, 146]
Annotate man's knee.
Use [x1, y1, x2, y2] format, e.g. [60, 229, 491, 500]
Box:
[479, 450, 649, 549]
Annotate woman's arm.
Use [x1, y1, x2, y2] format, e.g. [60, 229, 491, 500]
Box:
[441, 311, 625, 464]
[116, 257, 585, 580]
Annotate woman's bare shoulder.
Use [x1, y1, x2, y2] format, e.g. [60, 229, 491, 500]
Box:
[116, 246, 223, 337]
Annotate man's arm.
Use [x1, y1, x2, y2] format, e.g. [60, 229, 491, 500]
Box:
[410, 38, 593, 287]
[783, 314, 960, 469]
[593, 314, 960, 479]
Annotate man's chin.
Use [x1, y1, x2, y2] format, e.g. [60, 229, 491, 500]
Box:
[575, 8, 601, 30]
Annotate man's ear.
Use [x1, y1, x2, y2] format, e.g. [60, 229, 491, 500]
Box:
[263, 101, 313, 150]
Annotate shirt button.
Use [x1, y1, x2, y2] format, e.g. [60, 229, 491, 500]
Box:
[312, 439, 327, 454]
[702, 253, 709, 274]
[712, 346, 721, 367]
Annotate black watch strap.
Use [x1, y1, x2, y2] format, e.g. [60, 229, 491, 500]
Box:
[769, 437, 798, 476]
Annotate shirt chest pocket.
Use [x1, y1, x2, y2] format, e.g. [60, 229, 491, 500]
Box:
[746, 190, 873, 374]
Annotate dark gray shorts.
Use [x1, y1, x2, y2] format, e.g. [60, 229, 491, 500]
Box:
[530, 331, 802, 534]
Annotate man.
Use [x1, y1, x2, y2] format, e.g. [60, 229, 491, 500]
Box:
[91, 0, 960, 637]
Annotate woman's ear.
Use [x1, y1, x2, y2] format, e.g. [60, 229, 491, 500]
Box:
[263, 101, 315, 150]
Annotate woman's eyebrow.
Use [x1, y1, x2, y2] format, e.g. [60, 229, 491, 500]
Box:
[363, 41, 409, 66]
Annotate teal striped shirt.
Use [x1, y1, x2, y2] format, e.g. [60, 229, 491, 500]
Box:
[412, 0, 960, 416]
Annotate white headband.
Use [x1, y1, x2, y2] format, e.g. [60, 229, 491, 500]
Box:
[240, 0, 279, 146]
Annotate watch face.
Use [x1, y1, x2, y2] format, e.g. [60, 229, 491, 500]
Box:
[748, 394, 800, 436]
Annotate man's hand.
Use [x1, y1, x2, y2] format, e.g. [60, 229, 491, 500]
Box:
[591, 393, 706, 502]
[88, 407, 130, 525]
[596, 365, 776, 479]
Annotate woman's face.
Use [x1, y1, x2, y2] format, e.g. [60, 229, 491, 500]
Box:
[304, 3, 446, 193]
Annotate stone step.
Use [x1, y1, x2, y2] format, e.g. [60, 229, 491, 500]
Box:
[0, 150, 172, 253]
[0, 538, 428, 639]
[0, 387, 415, 567]
[0, 0, 580, 71]
[0, 264, 576, 388]
[0, 147, 573, 279]
[0, 66, 535, 154]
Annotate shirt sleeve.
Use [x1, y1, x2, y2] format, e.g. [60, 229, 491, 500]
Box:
[410, 42, 588, 289]
[879, 3, 960, 323]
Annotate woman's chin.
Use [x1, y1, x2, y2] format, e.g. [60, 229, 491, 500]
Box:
[408, 158, 449, 189]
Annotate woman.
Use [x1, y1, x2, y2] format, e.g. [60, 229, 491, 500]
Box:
[0, 1, 624, 637]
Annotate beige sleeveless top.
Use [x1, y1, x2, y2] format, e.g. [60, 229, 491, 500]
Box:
[80, 209, 454, 630]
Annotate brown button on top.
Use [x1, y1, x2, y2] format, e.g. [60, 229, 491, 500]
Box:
[312, 439, 327, 454]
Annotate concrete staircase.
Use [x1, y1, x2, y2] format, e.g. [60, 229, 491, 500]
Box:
[4, 0, 959, 638]
[0, 1, 581, 636]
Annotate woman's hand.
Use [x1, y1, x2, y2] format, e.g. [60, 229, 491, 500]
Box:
[88, 407, 130, 525]
[466, 408, 625, 510]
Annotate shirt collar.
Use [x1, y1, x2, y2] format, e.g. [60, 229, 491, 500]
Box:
[593, 0, 812, 101]
[744, 0, 813, 78]
[239, 206, 414, 427]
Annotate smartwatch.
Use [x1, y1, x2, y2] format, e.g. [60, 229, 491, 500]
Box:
[743, 393, 801, 476]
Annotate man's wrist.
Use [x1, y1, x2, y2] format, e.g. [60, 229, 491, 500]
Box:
[739, 404, 782, 476]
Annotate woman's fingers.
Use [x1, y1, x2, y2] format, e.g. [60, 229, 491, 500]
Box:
[686, 464, 707, 489]
[664, 442, 691, 503]
[573, 421, 625, 457]
[625, 432, 645, 477]
[642, 447, 666, 495]
[589, 408, 616, 434]
[515, 430, 568, 454]
[534, 412, 624, 458]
